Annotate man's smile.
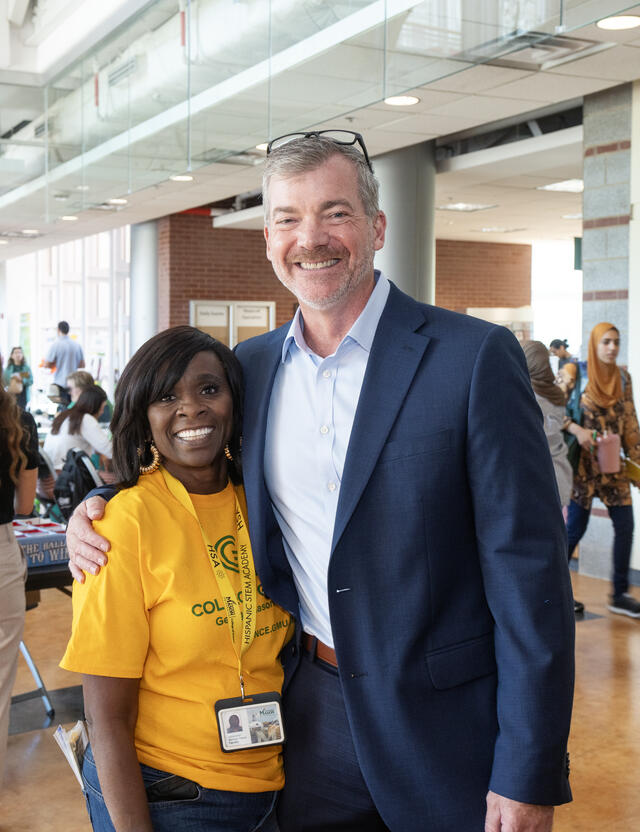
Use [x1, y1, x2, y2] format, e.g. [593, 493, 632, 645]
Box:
[296, 259, 341, 271]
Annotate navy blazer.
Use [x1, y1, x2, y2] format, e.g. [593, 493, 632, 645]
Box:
[237, 283, 574, 830]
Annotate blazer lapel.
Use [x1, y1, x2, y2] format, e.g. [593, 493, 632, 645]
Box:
[332, 285, 430, 552]
[240, 334, 288, 578]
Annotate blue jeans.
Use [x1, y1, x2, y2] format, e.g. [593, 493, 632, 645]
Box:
[567, 500, 634, 598]
[82, 744, 279, 832]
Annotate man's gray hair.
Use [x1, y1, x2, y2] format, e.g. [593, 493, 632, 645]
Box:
[262, 136, 379, 221]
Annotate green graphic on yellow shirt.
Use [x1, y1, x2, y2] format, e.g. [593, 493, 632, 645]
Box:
[214, 535, 239, 573]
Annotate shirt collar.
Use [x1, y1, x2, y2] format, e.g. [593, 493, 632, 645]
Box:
[281, 271, 390, 363]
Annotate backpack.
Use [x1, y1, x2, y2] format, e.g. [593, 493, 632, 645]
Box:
[53, 448, 102, 520]
[563, 361, 587, 474]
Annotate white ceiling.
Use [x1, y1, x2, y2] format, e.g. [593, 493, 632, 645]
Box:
[1, 4, 640, 258]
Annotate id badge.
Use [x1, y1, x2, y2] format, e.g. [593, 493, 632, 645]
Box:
[215, 692, 285, 753]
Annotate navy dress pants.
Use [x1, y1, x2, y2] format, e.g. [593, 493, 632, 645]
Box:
[277, 649, 390, 832]
[567, 499, 634, 598]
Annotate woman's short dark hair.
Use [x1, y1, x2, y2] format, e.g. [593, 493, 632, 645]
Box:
[111, 326, 244, 488]
[51, 385, 107, 435]
[549, 339, 568, 350]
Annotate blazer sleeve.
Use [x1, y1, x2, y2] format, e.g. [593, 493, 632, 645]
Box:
[466, 325, 574, 805]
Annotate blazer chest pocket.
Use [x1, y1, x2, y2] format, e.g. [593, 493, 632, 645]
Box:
[378, 428, 452, 464]
[426, 633, 496, 690]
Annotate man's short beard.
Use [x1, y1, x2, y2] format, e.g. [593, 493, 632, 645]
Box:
[277, 259, 373, 311]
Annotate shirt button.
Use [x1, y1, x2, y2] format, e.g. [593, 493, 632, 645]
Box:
[327, 481, 337, 492]
[320, 425, 329, 435]
[322, 369, 331, 378]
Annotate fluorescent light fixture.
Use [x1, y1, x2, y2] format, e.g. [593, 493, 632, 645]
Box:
[478, 227, 526, 233]
[597, 15, 640, 30]
[255, 143, 269, 151]
[170, 174, 194, 182]
[436, 203, 497, 212]
[537, 179, 583, 193]
[562, 213, 583, 220]
[22, 229, 39, 235]
[0, 239, 8, 245]
[61, 215, 78, 221]
[384, 95, 420, 106]
[76, 184, 90, 191]
[108, 198, 128, 205]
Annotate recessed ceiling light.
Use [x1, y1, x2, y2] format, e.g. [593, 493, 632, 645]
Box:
[562, 213, 583, 220]
[436, 203, 498, 212]
[597, 15, 640, 30]
[61, 215, 78, 221]
[537, 179, 584, 193]
[384, 95, 420, 106]
[0, 239, 8, 245]
[170, 174, 194, 182]
[76, 184, 90, 191]
[478, 227, 526, 233]
[255, 143, 269, 151]
[108, 198, 128, 205]
[22, 229, 39, 235]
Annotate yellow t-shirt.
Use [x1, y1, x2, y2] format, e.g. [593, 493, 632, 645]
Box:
[61, 469, 293, 792]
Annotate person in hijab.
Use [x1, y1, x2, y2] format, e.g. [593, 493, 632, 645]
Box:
[564, 323, 640, 618]
[522, 341, 572, 509]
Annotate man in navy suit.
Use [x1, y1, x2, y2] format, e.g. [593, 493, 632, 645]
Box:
[68, 131, 574, 831]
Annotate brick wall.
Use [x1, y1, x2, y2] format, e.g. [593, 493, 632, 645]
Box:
[435, 239, 531, 312]
[158, 213, 297, 331]
[158, 213, 532, 328]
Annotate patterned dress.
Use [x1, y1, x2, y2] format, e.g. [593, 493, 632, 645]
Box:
[573, 369, 640, 508]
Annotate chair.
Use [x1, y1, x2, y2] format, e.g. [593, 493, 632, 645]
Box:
[76, 449, 104, 489]
[35, 449, 63, 522]
[11, 641, 55, 719]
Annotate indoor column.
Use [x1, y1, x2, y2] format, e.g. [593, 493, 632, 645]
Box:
[130, 221, 159, 351]
[373, 141, 436, 305]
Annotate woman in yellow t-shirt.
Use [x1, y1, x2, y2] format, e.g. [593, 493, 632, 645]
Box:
[61, 326, 293, 832]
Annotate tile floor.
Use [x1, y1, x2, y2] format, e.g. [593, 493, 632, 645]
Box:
[2, 573, 640, 831]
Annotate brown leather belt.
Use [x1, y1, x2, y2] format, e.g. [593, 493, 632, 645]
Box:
[302, 633, 338, 668]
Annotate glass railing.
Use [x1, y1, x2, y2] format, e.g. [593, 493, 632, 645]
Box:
[0, 0, 636, 231]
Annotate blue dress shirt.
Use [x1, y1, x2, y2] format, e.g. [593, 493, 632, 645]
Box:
[264, 272, 390, 646]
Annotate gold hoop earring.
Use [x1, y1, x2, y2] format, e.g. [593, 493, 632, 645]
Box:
[138, 441, 161, 474]
[224, 443, 233, 462]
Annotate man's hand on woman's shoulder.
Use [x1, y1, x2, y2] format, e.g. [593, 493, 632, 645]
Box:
[67, 497, 110, 583]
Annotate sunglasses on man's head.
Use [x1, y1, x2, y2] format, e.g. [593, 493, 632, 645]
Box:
[266, 130, 373, 173]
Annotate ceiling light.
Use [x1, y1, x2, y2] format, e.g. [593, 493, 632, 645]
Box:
[170, 174, 194, 182]
[597, 15, 640, 30]
[255, 143, 268, 151]
[478, 227, 526, 233]
[53, 192, 70, 201]
[108, 198, 128, 205]
[436, 203, 497, 212]
[562, 213, 583, 220]
[0, 240, 8, 245]
[76, 184, 90, 191]
[537, 179, 583, 193]
[22, 229, 39, 235]
[384, 95, 420, 106]
[61, 215, 78, 221]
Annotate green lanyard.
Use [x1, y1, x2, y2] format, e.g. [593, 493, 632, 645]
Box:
[161, 467, 257, 697]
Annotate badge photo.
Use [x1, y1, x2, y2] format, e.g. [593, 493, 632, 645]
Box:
[215, 693, 285, 753]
